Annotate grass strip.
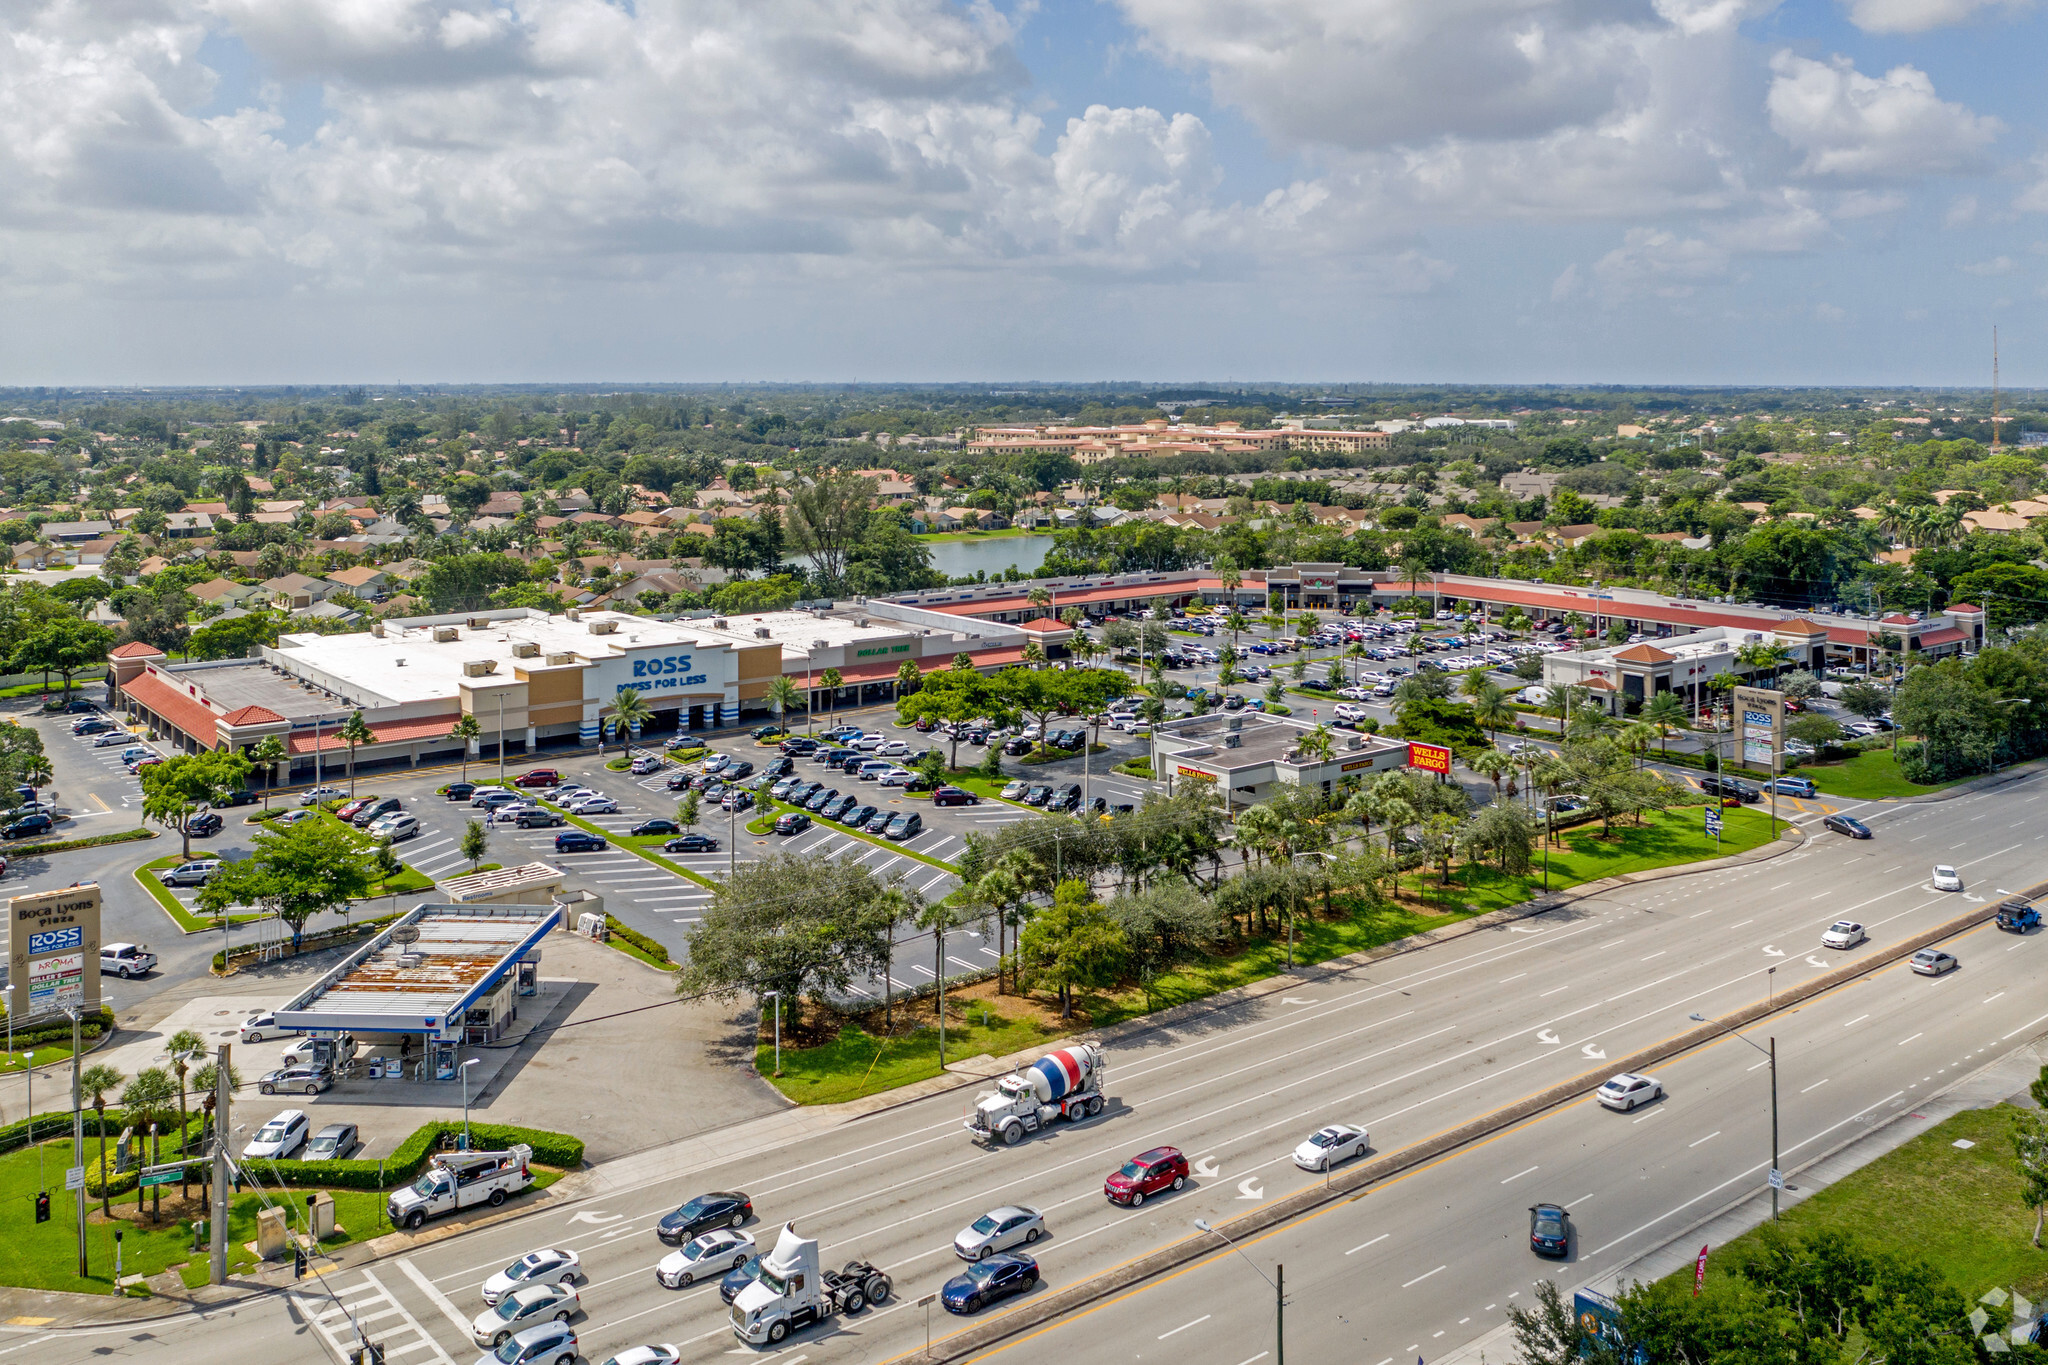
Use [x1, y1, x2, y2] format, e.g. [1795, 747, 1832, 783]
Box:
[602, 915, 677, 969]
[543, 802, 718, 889]
[10, 828, 156, 857]
[740, 798, 959, 872]
[134, 856, 263, 933]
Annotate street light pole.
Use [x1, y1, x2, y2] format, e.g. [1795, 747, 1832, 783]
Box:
[1194, 1219, 1284, 1365]
[1691, 1012, 1780, 1219]
[211, 1043, 231, 1285]
[762, 992, 782, 1077]
[67, 1007, 85, 1277]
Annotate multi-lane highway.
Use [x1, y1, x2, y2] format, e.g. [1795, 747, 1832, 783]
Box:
[28, 757, 2040, 1365]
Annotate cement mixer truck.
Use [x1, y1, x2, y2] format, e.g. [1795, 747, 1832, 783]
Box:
[729, 1222, 891, 1345]
[965, 1044, 1106, 1145]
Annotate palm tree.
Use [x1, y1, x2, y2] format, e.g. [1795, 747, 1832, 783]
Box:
[1467, 747, 1513, 800]
[817, 667, 842, 723]
[78, 1063, 124, 1216]
[449, 713, 482, 782]
[1345, 640, 1368, 685]
[1027, 585, 1052, 619]
[1472, 683, 1516, 743]
[1297, 723, 1335, 764]
[249, 733, 287, 810]
[338, 710, 373, 797]
[1617, 722, 1656, 769]
[1641, 690, 1688, 757]
[165, 1029, 206, 1200]
[118, 1067, 179, 1218]
[1223, 611, 1250, 652]
[608, 687, 652, 760]
[761, 674, 802, 736]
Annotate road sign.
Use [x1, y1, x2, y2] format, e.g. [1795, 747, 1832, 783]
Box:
[140, 1170, 181, 1188]
[63, 1166, 84, 1191]
[1768, 1167, 1784, 1190]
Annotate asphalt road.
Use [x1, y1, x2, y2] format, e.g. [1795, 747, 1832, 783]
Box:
[34, 763, 2042, 1365]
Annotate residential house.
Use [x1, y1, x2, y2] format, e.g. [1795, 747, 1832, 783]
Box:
[478, 491, 525, 517]
[1549, 524, 1605, 548]
[261, 573, 336, 610]
[40, 519, 114, 542]
[190, 578, 268, 610]
[163, 512, 215, 537]
[327, 564, 389, 600]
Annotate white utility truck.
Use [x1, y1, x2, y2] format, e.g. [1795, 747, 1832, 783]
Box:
[386, 1144, 534, 1229]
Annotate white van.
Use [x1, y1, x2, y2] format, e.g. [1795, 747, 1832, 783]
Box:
[1106, 711, 1138, 731]
[1516, 686, 1552, 705]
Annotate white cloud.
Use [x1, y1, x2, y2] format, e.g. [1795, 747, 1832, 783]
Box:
[1766, 52, 2000, 179]
[1945, 193, 1980, 226]
[1961, 255, 2016, 274]
[1590, 228, 1731, 299]
[1840, 0, 2030, 34]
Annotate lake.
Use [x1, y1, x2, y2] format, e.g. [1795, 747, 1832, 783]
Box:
[924, 534, 1056, 580]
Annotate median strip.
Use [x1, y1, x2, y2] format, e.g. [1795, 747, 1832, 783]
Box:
[544, 803, 717, 890]
[885, 884, 2034, 1364]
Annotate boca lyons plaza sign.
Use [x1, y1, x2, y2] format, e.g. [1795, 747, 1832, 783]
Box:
[10, 884, 102, 1022]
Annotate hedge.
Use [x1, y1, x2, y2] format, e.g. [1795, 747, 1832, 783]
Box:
[10, 828, 157, 856]
[241, 1120, 585, 1191]
[0, 1005, 114, 1051]
[0, 1103, 189, 1160]
[603, 915, 677, 969]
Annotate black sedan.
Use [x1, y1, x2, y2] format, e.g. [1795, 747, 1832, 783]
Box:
[664, 833, 720, 853]
[933, 786, 980, 807]
[725, 761, 755, 780]
[774, 812, 811, 835]
[443, 782, 477, 801]
[188, 811, 225, 837]
[554, 830, 609, 853]
[631, 819, 681, 837]
[720, 1253, 765, 1305]
[941, 1253, 1038, 1314]
[665, 774, 696, 791]
[1822, 814, 1872, 839]
[1529, 1203, 1570, 1258]
[656, 1192, 753, 1244]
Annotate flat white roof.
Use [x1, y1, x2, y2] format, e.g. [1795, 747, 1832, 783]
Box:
[279, 903, 558, 1034]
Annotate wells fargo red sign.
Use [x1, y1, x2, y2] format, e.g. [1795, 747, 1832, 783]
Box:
[1407, 742, 1453, 774]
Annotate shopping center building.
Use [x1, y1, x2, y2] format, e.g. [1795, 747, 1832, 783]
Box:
[106, 602, 1030, 778]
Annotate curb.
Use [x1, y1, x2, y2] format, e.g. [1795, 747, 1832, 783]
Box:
[888, 881, 2035, 1364]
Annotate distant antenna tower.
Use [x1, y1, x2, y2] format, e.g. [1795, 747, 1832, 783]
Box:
[1992, 326, 2002, 453]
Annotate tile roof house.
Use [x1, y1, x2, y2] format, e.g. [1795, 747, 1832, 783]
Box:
[261, 573, 335, 609]
[190, 578, 267, 608]
[327, 564, 389, 598]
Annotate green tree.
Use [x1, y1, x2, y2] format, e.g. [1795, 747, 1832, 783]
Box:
[815, 667, 842, 723]
[165, 1028, 206, 1200]
[1017, 880, 1127, 1019]
[1837, 680, 1890, 722]
[78, 1062, 124, 1216]
[417, 553, 529, 612]
[141, 749, 253, 859]
[676, 790, 700, 831]
[461, 818, 489, 872]
[117, 1067, 179, 1217]
[2014, 1108, 2048, 1247]
[198, 816, 375, 951]
[10, 616, 115, 696]
[607, 688, 652, 759]
[783, 472, 875, 591]
[1640, 690, 1688, 756]
[761, 674, 802, 735]
[338, 710, 373, 796]
[248, 734, 288, 810]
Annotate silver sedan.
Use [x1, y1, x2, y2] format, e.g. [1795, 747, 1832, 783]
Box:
[953, 1205, 1046, 1261]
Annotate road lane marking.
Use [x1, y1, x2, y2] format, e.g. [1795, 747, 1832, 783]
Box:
[1345, 1234, 1389, 1255]
[1843, 1014, 1870, 1028]
[1986, 992, 2006, 1004]
[1801, 1079, 1829, 1093]
[1688, 1131, 1720, 1148]
[1402, 1265, 1447, 1288]
[1898, 1033, 1922, 1046]
[1158, 1315, 1211, 1339]
[1501, 1165, 1538, 1183]
[398, 1258, 471, 1338]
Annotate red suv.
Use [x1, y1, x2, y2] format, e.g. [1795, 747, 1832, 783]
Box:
[515, 769, 561, 788]
[1104, 1147, 1188, 1207]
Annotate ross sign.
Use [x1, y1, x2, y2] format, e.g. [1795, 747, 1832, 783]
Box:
[64, 1166, 84, 1191]
[1406, 742, 1453, 775]
[1733, 685, 1785, 769]
[625, 652, 708, 695]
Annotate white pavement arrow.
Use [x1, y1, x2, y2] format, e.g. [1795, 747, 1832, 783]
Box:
[1281, 997, 1317, 1005]
[1192, 1157, 1221, 1180]
[1536, 1029, 1562, 1045]
[1237, 1177, 1265, 1200]
[566, 1210, 624, 1226]
[1806, 955, 1829, 968]
[1763, 945, 1787, 957]
[1581, 1043, 1607, 1060]
[1508, 926, 1544, 935]
[1964, 894, 1985, 903]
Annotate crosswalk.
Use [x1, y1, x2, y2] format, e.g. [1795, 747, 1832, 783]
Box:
[290, 1269, 455, 1365]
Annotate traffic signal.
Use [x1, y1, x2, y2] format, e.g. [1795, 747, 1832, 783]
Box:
[293, 1246, 307, 1278]
[33, 1192, 49, 1224]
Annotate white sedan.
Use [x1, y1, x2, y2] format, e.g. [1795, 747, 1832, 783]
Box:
[1291, 1123, 1369, 1172]
[654, 1228, 755, 1288]
[483, 1248, 582, 1305]
[878, 739, 910, 757]
[472, 1282, 579, 1346]
[1820, 920, 1868, 949]
[597, 1349, 681, 1365]
[1931, 865, 1964, 892]
[567, 794, 619, 815]
[878, 767, 916, 787]
[1596, 1073, 1663, 1112]
[298, 786, 345, 806]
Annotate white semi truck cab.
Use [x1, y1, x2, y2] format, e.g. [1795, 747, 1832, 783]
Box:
[730, 1223, 891, 1345]
[386, 1144, 533, 1229]
[965, 1044, 1106, 1145]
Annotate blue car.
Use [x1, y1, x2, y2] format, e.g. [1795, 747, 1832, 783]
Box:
[1769, 776, 1817, 798]
[941, 1253, 1037, 1314]
[719, 1253, 764, 1305]
[554, 830, 608, 853]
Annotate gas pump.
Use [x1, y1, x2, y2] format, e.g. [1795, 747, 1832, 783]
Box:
[516, 961, 538, 997]
[431, 1040, 457, 1081]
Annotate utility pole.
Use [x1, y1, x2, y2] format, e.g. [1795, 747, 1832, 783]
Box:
[1769, 1035, 1781, 1221]
[497, 691, 507, 790]
[69, 1009, 85, 1278]
[211, 1042, 231, 1285]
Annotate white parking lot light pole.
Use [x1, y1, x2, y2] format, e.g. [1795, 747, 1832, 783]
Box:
[763, 991, 781, 1077]
[459, 1058, 481, 1150]
[1691, 1012, 1779, 1219]
[1194, 1219, 1283, 1365]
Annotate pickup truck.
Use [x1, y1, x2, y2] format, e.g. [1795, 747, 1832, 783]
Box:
[387, 1145, 534, 1229]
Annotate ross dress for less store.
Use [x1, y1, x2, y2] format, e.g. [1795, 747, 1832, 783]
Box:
[106, 604, 1027, 777]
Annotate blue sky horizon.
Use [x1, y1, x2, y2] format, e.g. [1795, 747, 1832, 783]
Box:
[3, 0, 2043, 388]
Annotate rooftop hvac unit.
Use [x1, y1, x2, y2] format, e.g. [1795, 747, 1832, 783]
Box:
[395, 658, 407, 667]
[1347, 734, 1365, 749]
[432, 626, 459, 643]
[713, 617, 728, 629]
[856, 618, 870, 628]
[588, 619, 619, 635]
[466, 616, 492, 629]
[371, 622, 385, 638]
[1224, 734, 1241, 748]
[755, 627, 771, 639]
[546, 652, 575, 666]
[463, 659, 498, 677]
[565, 608, 581, 621]
[511, 641, 540, 658]
[811, 639, 829, 651]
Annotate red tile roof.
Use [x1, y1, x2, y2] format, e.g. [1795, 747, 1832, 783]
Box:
[1611, 643, 1675, 664]
[110, 641, 166, 658]
[220, 705, 286, 726]
[1947, 603, 1981, 612]
[1915, 627, 1968, 648]
[120, 672, 218, 746]
[287, 713, 462, 755]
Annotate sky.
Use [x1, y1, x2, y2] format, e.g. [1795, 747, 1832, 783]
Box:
[2, 0, 2044, 387]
